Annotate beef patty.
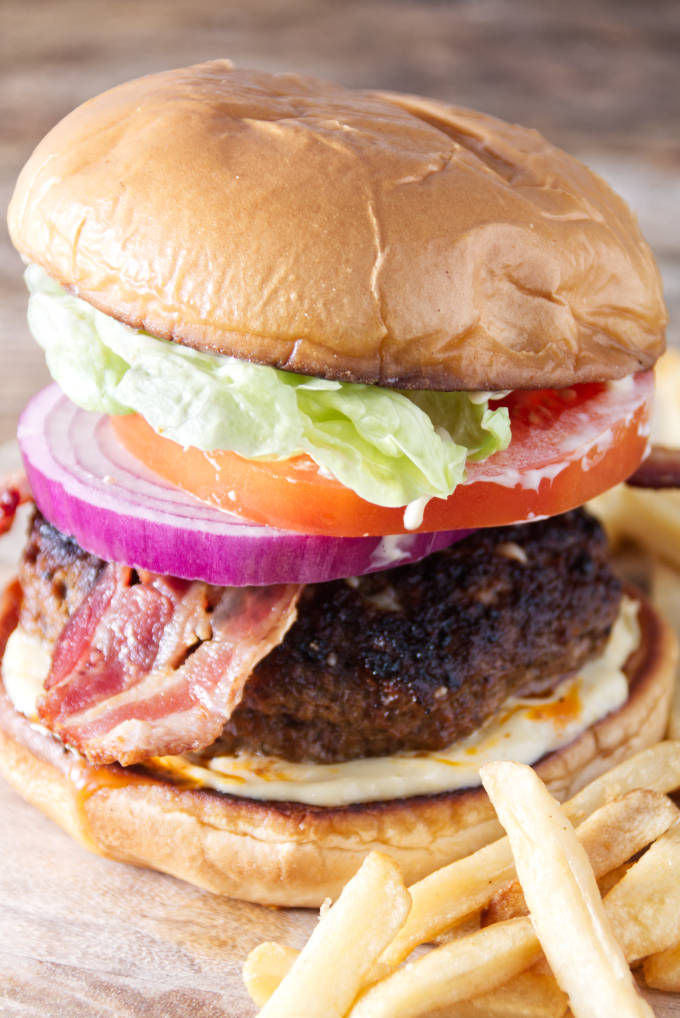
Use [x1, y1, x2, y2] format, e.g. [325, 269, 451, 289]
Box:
[17, 508, 621, 763]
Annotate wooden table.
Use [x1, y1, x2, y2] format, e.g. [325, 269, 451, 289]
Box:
[1, 1, 679, 1014]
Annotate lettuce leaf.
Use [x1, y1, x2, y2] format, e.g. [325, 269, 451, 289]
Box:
[25, 264, 510, 509]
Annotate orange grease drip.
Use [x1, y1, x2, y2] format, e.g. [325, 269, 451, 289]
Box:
[146, 755, 290, 786]
[145, 756, 244, 786]
[66, 756, 152, 854]
[526, 681, 583, 730]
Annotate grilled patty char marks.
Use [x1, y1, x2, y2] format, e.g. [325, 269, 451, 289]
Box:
[17, 509, 621, 764]
[18, 512, 106, 644]
[212, 510, 621, 761]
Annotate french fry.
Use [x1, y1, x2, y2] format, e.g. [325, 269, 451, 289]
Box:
[485, 788, 678, 924]
[243, 943, 299, 1009]
[241, 845, 625, 1014]
[349, 826, 680, 1018]
[652, 560, 680, 739]
[480, 760, 654, 1018]
[379, 743, 680, 975]
[561, 740, 680, 825]
[252, 851, 410, 1018]
[484, 879, 527, 925]
[250, 921, 548, 1018]
[608, 487, 680, 572]
[438, 970, 569, 1018]
[485, 813, 680, 977]
[347, 917, 541, 1018]
[652, 347, 680, 446]
[590, 350, 680, 556]
[248, 835, 519, 993]
[604, 817, 680, 963]
[579, 788, 677, 876]
[375, 835, 516, 975]
[245, 741, 680, 1007]
[642, 940, 680, 992]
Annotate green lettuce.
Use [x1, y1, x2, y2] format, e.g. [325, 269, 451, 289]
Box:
[25, 264, 510, 509]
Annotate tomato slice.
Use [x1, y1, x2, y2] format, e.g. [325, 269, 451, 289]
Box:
[112, 373, 654, 537]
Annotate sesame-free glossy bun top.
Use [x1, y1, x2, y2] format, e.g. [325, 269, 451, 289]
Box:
[8, 60, 666, 390]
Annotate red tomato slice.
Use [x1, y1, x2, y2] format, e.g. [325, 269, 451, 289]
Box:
[111, 373, 653, 537]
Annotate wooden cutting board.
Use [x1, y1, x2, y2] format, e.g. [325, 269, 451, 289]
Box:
[1, 440, 679, 1017]
[0, 774, 315, 1017]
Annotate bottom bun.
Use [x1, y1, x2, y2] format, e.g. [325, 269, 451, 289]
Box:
[0, 584, 676, 907]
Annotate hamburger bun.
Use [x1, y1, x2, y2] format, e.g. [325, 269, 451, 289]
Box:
[0, 583, 675, 907]
[8, 61, 666, 391]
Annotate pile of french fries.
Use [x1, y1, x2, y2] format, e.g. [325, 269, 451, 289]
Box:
[243, 744, 680, 1017]
[243, 350, 680, 1018]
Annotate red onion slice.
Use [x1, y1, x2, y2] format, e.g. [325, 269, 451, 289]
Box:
[18, 386, 470, 586]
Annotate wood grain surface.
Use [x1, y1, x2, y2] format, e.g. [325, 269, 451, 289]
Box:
[1, 1, 680, 1014]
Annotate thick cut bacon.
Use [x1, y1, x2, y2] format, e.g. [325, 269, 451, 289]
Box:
[0, 471, 32, 537]
[0, 579, 21, 658]
[37, 565, 300, 765]
[627, 445, 680, 489]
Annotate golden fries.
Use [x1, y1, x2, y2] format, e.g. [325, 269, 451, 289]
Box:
[562, 740, 680, 823]
[652, 560, 680, 740]
[652, 348, 680, 446]
[374, 834, 516, 975]
[255, 851, 410, 1018]
[378, 743, 680, 976]
[605, 817, 680, 963]
[485, 788, 678, 924]
[348, 917, 540, 1018]
[244, 741, 680, 1017]
[480, 760, 654, 1018]
[643, 941, 680, 992]
[601, 487, 680, 571]
[243, 943, 299, 1009]
[440, 970, 569, 1018]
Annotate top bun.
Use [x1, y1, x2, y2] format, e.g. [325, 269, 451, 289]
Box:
[8, 60, 666, 390]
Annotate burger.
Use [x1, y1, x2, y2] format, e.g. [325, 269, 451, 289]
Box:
[1, 61, 676, 907]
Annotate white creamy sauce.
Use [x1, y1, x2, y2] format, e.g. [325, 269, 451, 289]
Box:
[579, 429, 614, 472]
[462, 458, 568, 493]
[369, 534, 416, 570]
[2, 598, 639, 807]
[607, 376, 635, 394]
[403, 496, 429, 530]
[2, 630, 51, 718]
[361, 585, 402, 613]
[468, 390, 512, 404]
[465, 378, 649, 493]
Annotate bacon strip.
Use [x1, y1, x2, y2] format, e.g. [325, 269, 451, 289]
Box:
[38, 566, 301, 765]
[0, 472, 32, 537]
[627, 445, 680, 490]
[0, 579, 21, 659]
